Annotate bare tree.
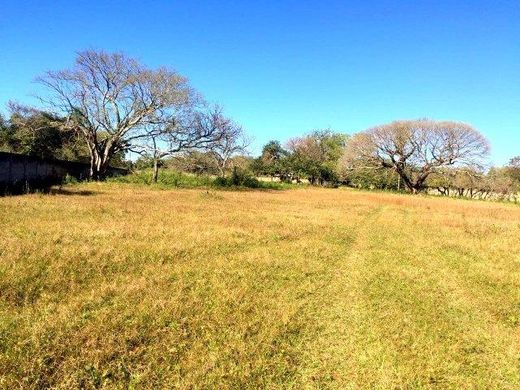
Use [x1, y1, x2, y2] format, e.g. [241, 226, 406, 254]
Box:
[345, 119, 490, 193]
[36, 50, 195, 179]
[207, 112, 249, 177]
[131, 106, 233, 182]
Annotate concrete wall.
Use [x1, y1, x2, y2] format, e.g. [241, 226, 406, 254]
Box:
[0, 152, 127, 194]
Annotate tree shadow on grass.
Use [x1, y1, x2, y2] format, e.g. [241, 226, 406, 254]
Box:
[48, 187, 98, 196]
[1, 186, 96, 197]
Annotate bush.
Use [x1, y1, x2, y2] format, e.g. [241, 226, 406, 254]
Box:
[63, 174, 79, 185]
[107, 168, 293, 190]
[108, 168, 291, 190]
[214, 168, 261, 188]
[108, 169, 213, 188]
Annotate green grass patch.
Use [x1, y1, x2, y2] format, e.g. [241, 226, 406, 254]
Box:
[108, 169, 295, 190]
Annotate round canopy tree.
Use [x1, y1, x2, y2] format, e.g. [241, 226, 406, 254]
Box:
[345, 119, 490, 193]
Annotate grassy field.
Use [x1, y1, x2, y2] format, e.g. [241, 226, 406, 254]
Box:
[1, 183, 520, 389]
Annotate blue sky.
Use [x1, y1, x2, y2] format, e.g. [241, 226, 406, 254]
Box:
[1, 0, 518, 164]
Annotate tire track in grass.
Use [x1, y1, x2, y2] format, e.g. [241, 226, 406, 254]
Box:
[347, 205, 520, 388]
[293, 206, 387, 389]
[294, 202, 520, 389]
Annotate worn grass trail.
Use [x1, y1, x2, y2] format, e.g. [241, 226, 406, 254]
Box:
[1, 184, 520, 388]
[298, 199, 520, 388]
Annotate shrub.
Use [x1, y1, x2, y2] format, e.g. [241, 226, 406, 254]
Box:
[108, 170, 213, 188]
[108, 168, 291, 190]
[213, 168, 261, 188]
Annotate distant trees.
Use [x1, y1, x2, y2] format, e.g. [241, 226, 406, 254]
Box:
[252, 131, 347, 185]
[427, 168, 487, 197]
[1, 47, 517, 200]
[420, 161, 520, 201]
[287, 130, 347, 185]
[251, 141, 289, 180]
[507, 156, 520, 182]
[0, 103, 88, 161]
[344, 119, 490, 193]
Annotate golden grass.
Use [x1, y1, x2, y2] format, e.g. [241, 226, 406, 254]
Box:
[1, 183, 520, 388]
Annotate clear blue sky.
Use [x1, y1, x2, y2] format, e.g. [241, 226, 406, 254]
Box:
[1, 0, 518, 164]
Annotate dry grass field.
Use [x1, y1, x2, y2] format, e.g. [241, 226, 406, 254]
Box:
[1, 183, 520, 389]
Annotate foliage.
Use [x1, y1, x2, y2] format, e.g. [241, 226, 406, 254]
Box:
[342, 166, 400, 190]
[109, 168, 286, 189]
[108, 169, 214, 187]
[253, 132, 347, 185]
[287, 130, 347, 185]
[0, 104, 89, 161]
[213, 167, 262, 188]
[507, 156, 520, 182]
[251, 140, 289, 179]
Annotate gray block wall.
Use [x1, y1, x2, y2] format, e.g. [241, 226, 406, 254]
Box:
[0, 152, 127, 194]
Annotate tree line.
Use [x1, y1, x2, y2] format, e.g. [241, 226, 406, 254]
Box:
[0, 49, 518, 198]
[248, 123, 519, 200]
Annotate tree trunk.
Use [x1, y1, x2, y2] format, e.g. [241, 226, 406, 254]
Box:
[396, 171, 416, 193]
[88, 144, 96, 180]
[89, 156, 96, 180]
[89, 152, 102, 180]
[217, 165, 225, 178]
[152, 158, 159, 183]
[219, 158, 228, 177]
[88, 149, 110, 181]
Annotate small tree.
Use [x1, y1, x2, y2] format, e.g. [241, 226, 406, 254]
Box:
[131, 106, 233, 182]
[253, 141, 290, 180]
[345, 119, 490, 193]
[287, 130, 347, 185]
[208, 113, 249, 177]
[487, 167, 518, 201]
